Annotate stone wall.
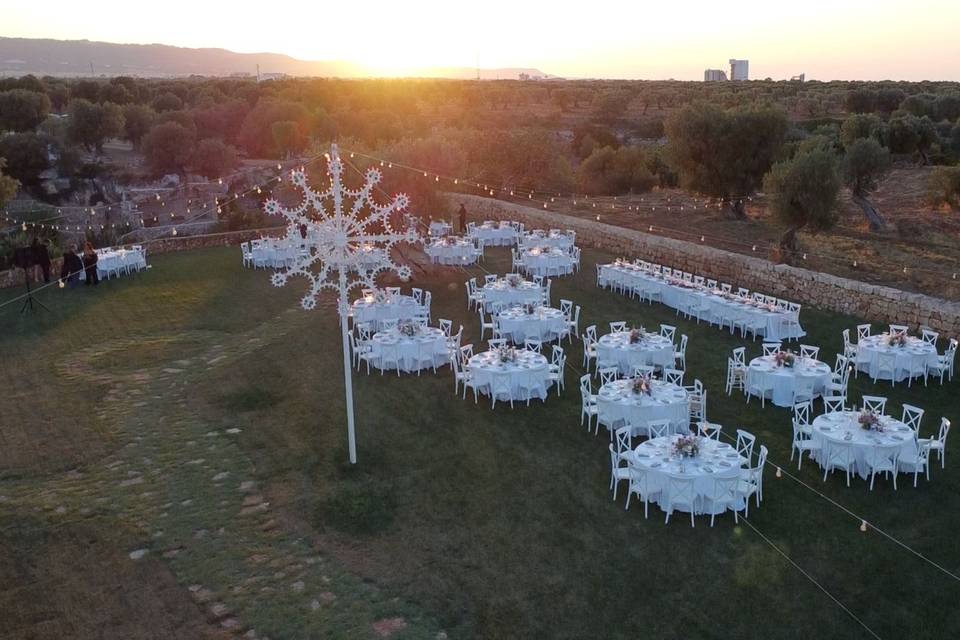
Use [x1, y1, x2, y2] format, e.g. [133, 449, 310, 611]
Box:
[457, 194, 960, 335]
[0, 227, 284, 290]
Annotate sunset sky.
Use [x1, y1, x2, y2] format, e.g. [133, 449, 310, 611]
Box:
[5, 0, 959, 80]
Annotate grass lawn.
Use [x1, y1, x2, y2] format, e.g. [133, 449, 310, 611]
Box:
[1, 243, 958, 639]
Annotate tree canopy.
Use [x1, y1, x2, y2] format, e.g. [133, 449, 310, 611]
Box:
[842, 138, 891, 196]
[67, 99, 124, 152]
[141, 121, 195, 175]
[763, 148, 841, 249]
[0, 89, 51, 132]
[665, 103, 788, 215]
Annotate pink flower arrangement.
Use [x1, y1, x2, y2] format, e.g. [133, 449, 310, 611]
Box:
[672, 435, 701, 458]
[858, 410, 884, 431]
[632, 375, 653, 396]
[774, 350, 796, 368]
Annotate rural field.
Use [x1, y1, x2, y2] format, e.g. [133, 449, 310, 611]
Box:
[2, 244, 957, 639]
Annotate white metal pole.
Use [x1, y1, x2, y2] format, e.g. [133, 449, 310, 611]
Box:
[339, 272, 358, 464]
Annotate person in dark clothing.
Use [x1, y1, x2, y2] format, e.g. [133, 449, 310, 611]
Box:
[82, 241, 99, 286]
[60, 244, 84, 288]
[456, 203, 467, 233]
[36, 238, 51, 283]
[30, 237, 51, 283]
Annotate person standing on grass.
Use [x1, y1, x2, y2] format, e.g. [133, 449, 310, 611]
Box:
[31, 237, 51, 283]
[60, 244, 84, 288]
[82, 241, 99, 286]
[456, 203, 467, 233]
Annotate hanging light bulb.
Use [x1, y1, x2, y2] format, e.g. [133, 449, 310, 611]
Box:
[277, 163, 282, 170]
[775, 467, 782, 478]
[860, 520, 868, 533]
[218, 178, 223, 185]
[752, 245, 757, 252]
[172, 228, 178, 236]
[853, 260, 858, 267]
[454, 179, 459, 185]
[21, 222, 27, 231]
[700, 235, 705, 242]
[257, 186, 262, 194]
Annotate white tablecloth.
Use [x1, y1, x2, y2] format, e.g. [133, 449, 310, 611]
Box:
[522, 231, 574, 250]
[595, 331, 676, 375]
[351, 295, 422, 329]
[367, 327, 448, 373]
[96, 248, 147, 278]
[521, 249, 574, 277]
[496, 306, 568, 343]
[481, 280, 543, 311]
[468, 224, 518, 246]
[630, 435, 745, 515]
[599, 264, 804, 341]
[597, 379, 689, 434]
[428, 221, 452, 236]
[810, 411, 918, 479]
[746, 355, 831, 407]
[469, 350, 550, 402]
[856, 335, 937, 382]
[424, 239, 478, 265]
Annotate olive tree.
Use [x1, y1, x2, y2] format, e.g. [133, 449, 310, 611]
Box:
[842, 138, 891, 230]
[763, 148, 841, 252]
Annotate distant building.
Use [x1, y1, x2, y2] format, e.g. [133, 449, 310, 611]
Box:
[790, 73, 806, 82]
[704, 68, 727, 81]
[729, 59, 749, 81]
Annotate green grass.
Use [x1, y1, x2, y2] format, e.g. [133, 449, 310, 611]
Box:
[1, 244, 958, 639]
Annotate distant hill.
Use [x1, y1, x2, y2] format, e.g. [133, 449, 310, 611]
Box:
[0, 37, 550, 80]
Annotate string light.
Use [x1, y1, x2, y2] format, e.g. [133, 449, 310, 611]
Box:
[860, 520, 868, 533]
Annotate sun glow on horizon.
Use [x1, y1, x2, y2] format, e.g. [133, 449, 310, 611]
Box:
[4, 0, 960, 81]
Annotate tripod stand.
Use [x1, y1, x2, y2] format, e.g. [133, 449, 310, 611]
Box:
[20, 267, 49, 314]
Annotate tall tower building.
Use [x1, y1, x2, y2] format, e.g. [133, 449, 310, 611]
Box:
[729, 59, 749, 81]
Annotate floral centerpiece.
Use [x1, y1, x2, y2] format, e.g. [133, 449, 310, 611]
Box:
[632, 375, 653, 396]
[858, 410, 883, 432]
[442, 235, 457, 246]
[672, 434, 701, 458]
[397, 320, 420, 337]
[887, 333, 907, 348]
[505, 274, 522, 288]
[497, 346, 518, 363]
[629, 328, 643, 344]
[774, 350, 796, 368]
[374, 290, 388, 304]
[522, 302, 537, 315]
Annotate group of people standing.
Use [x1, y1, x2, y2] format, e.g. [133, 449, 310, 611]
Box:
[28, 238, 100, 288]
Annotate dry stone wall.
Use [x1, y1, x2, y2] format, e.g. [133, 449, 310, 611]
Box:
[456, 194, 960, 336]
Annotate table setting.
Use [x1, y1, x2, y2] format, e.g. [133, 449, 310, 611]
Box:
[630, 434, 745, 515]
[468, 347, 550, 403]
[481, 276, 543, 311]
[424, 236, 479, 265]
[521, 229, 574, 250]
[367, 323, 448, 374]
[595, 329, 676, 375]
[856, 333, 937, 382]
[520, 247, 574, 277]
[746, 352, 831, 407]
[351, 291, 423, 329]
[597, 376, 690, 435]
[468, 221, 518, 246]
[496, 304, 568, 343]
[810, 410, 918, 479]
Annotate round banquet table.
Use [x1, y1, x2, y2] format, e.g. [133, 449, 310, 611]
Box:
[368, 327, 448, 373]
[424, 239, 478, 265]
[856, 334, 937, 382]
[522, 231, 574, 250]
[428, 221, 452, 236]
[520, 248, 574, 277]
[597, 378, 690, 435]
[595, 331, 676, 375]
[481, 279, 543, 311]
[746, 355, 831, 407]
[469, 223, 518, 246]
[468, 350, 550, 403]
[630, 435, 746, 515]
[496, 306, 568, 343]
[810, 411, 919, 479]
[351, 295, 422, 329]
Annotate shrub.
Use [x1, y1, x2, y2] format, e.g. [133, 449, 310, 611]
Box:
[927, 166, 960, 208]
